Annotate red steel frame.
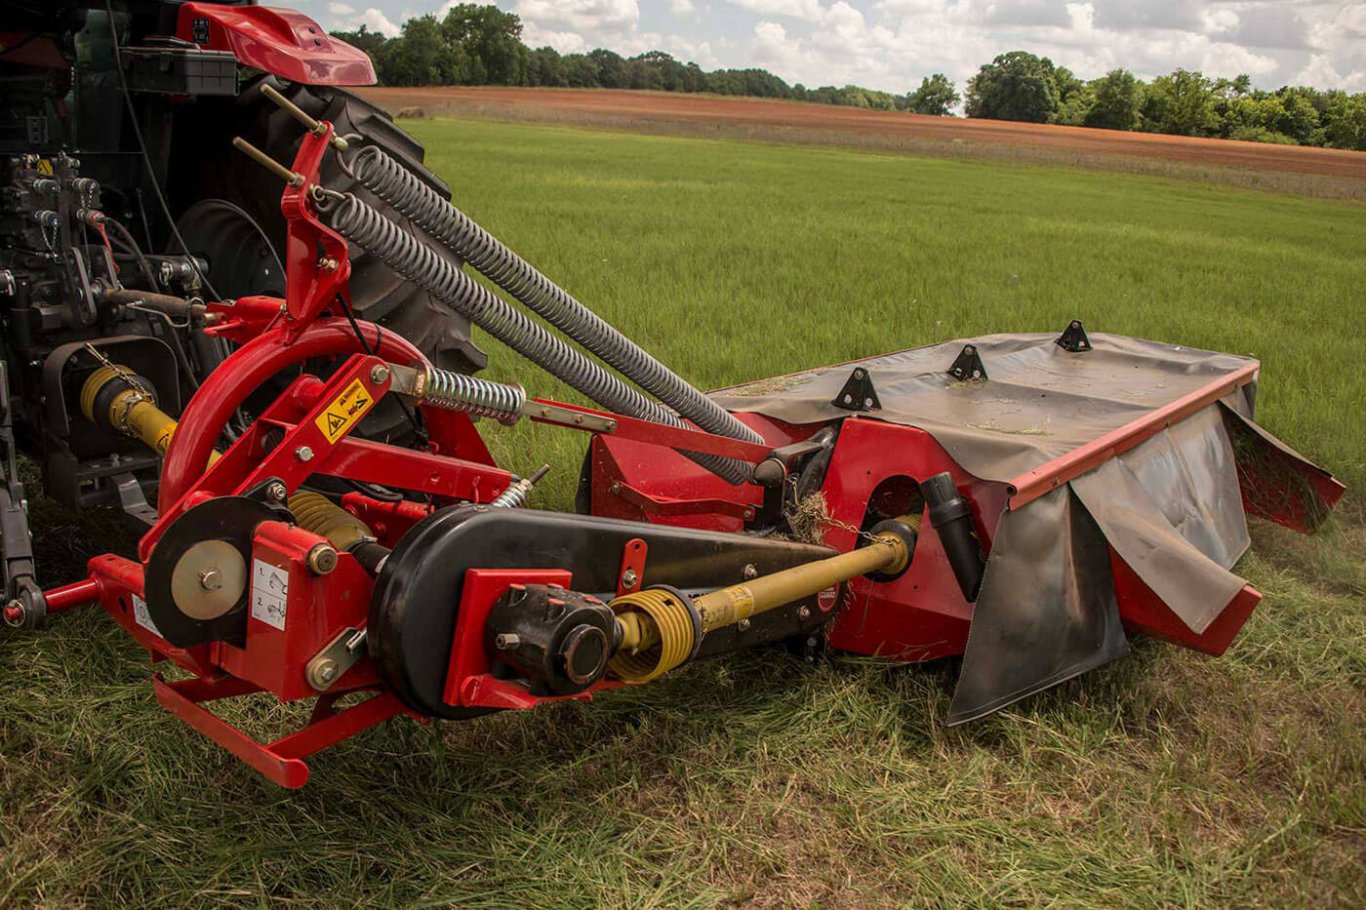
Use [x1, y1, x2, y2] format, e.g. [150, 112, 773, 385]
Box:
[31, 112, 781, 786]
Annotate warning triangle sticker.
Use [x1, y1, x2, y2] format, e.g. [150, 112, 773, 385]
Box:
[326, 412, 348, 436]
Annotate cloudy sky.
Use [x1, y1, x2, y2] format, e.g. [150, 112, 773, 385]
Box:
[309, 1, 1366, 94]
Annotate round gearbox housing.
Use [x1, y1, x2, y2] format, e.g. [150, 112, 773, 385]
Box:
[484, 583, 621, 696]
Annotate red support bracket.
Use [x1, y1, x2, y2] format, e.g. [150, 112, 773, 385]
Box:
[616, 538, 647, 597]
[527, 398, 772, 464]
[153, 674, 410, 789]
[610, 479, 756, 522]
[443, 568, 572, 709]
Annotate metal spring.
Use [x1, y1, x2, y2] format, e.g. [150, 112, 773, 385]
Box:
[422, 368, 525, 425]
[348, 145, 763, 447]
[321, 191, 752, 484]
[489, 478, 533, 509]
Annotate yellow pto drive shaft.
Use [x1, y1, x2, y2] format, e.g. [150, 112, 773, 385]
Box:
[609, 519, 917, 682]
[80, 364, 182, 457]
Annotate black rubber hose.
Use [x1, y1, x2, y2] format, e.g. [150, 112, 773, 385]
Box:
[921, 472, 985, 601]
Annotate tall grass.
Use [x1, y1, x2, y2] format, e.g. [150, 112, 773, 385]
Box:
[1, 118, 1361, 908]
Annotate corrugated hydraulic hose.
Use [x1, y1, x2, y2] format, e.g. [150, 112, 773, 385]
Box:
[318, 191, 752, 484]
[346, 145, 763, 447]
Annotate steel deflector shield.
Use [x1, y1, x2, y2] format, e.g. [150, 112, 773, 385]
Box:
[1072, 405, 1249, 635]
[947, 486, 1128, 725]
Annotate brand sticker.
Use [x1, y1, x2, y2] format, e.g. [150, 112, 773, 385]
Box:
[817, 584, 839, 612]
[36, 159, 53, 176]
[314, 378, 374, 443]
[251, 559, 289, 631]
[132, 594, 163, 637]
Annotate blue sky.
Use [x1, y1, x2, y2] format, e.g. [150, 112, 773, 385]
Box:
[301, 1, 1366, 94]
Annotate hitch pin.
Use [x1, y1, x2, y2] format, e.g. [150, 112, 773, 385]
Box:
[260, 83, 349, 151]
[231, 137, 305, 188]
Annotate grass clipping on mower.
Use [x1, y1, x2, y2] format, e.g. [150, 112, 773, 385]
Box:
[787, 492, 834, 545]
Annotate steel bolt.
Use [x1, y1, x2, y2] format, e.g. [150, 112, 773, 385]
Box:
[307, 543, 338, 575]
[295, 446, 314, 462]
[494, 633, 521, 650]
[369, 364, 390, 384]
[798, 606, 811, 620]
[743, 563, 758, 580]
[199, 569, 223, 591]
[265, 481, 288, 502]
[737, 618, 751, 632]
[621, 568, 639, 588]
[315, 660, 338, 684]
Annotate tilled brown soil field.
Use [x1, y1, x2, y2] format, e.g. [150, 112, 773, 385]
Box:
[361, 87, 1366, 188]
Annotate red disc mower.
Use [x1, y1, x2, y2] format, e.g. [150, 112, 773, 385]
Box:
[4, 19, 1343, 789]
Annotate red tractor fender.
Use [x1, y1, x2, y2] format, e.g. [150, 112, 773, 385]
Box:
[176, 2, 376, 86]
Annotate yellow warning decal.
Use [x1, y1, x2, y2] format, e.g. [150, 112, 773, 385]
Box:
[36, 159, 53, 176]
[314, 378, 374, 443]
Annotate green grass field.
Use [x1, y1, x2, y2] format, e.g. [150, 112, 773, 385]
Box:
[2, 118, 1363, 908]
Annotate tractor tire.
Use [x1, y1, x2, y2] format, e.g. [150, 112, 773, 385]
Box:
[171, 77, 486, 435]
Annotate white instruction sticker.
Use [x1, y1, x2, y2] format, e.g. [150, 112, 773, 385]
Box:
[251, 559, 290, 631]
[132, 594, 162, 638]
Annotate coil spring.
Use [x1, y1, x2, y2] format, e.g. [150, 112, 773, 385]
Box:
[348, 145, 762, 447]
[322, 192, 753, 485]
[607, 588, 697, 683]
[489, 478, 532, 509]
[422, 368, 525, 425]
[288, 491, 372, 550]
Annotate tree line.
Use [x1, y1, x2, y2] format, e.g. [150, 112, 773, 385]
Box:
[333, 5, 1366, 151]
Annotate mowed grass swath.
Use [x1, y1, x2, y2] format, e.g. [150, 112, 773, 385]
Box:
[2, 118, 1363, 908]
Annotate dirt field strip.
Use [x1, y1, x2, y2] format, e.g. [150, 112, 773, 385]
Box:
[361, 87, 1366, 185]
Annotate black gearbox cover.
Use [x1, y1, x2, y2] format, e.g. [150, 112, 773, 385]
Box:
[369, 506, 834, 718]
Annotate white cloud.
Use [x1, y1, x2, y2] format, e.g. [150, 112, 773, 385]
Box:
[1200, 41, 1278, 78]
[752, 20, 788, 54]
[515, 0, 640, 37]
[1292, 53, 1366, 93]
[727, 0, 826, 24]
[332, 5, 399, 35]
[521, 23, 589, 53]
[670, 0, 696, 16]
[1203, 8, 1238, 35]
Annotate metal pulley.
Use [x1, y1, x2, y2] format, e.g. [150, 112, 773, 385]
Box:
[143, 497, 279, 646]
